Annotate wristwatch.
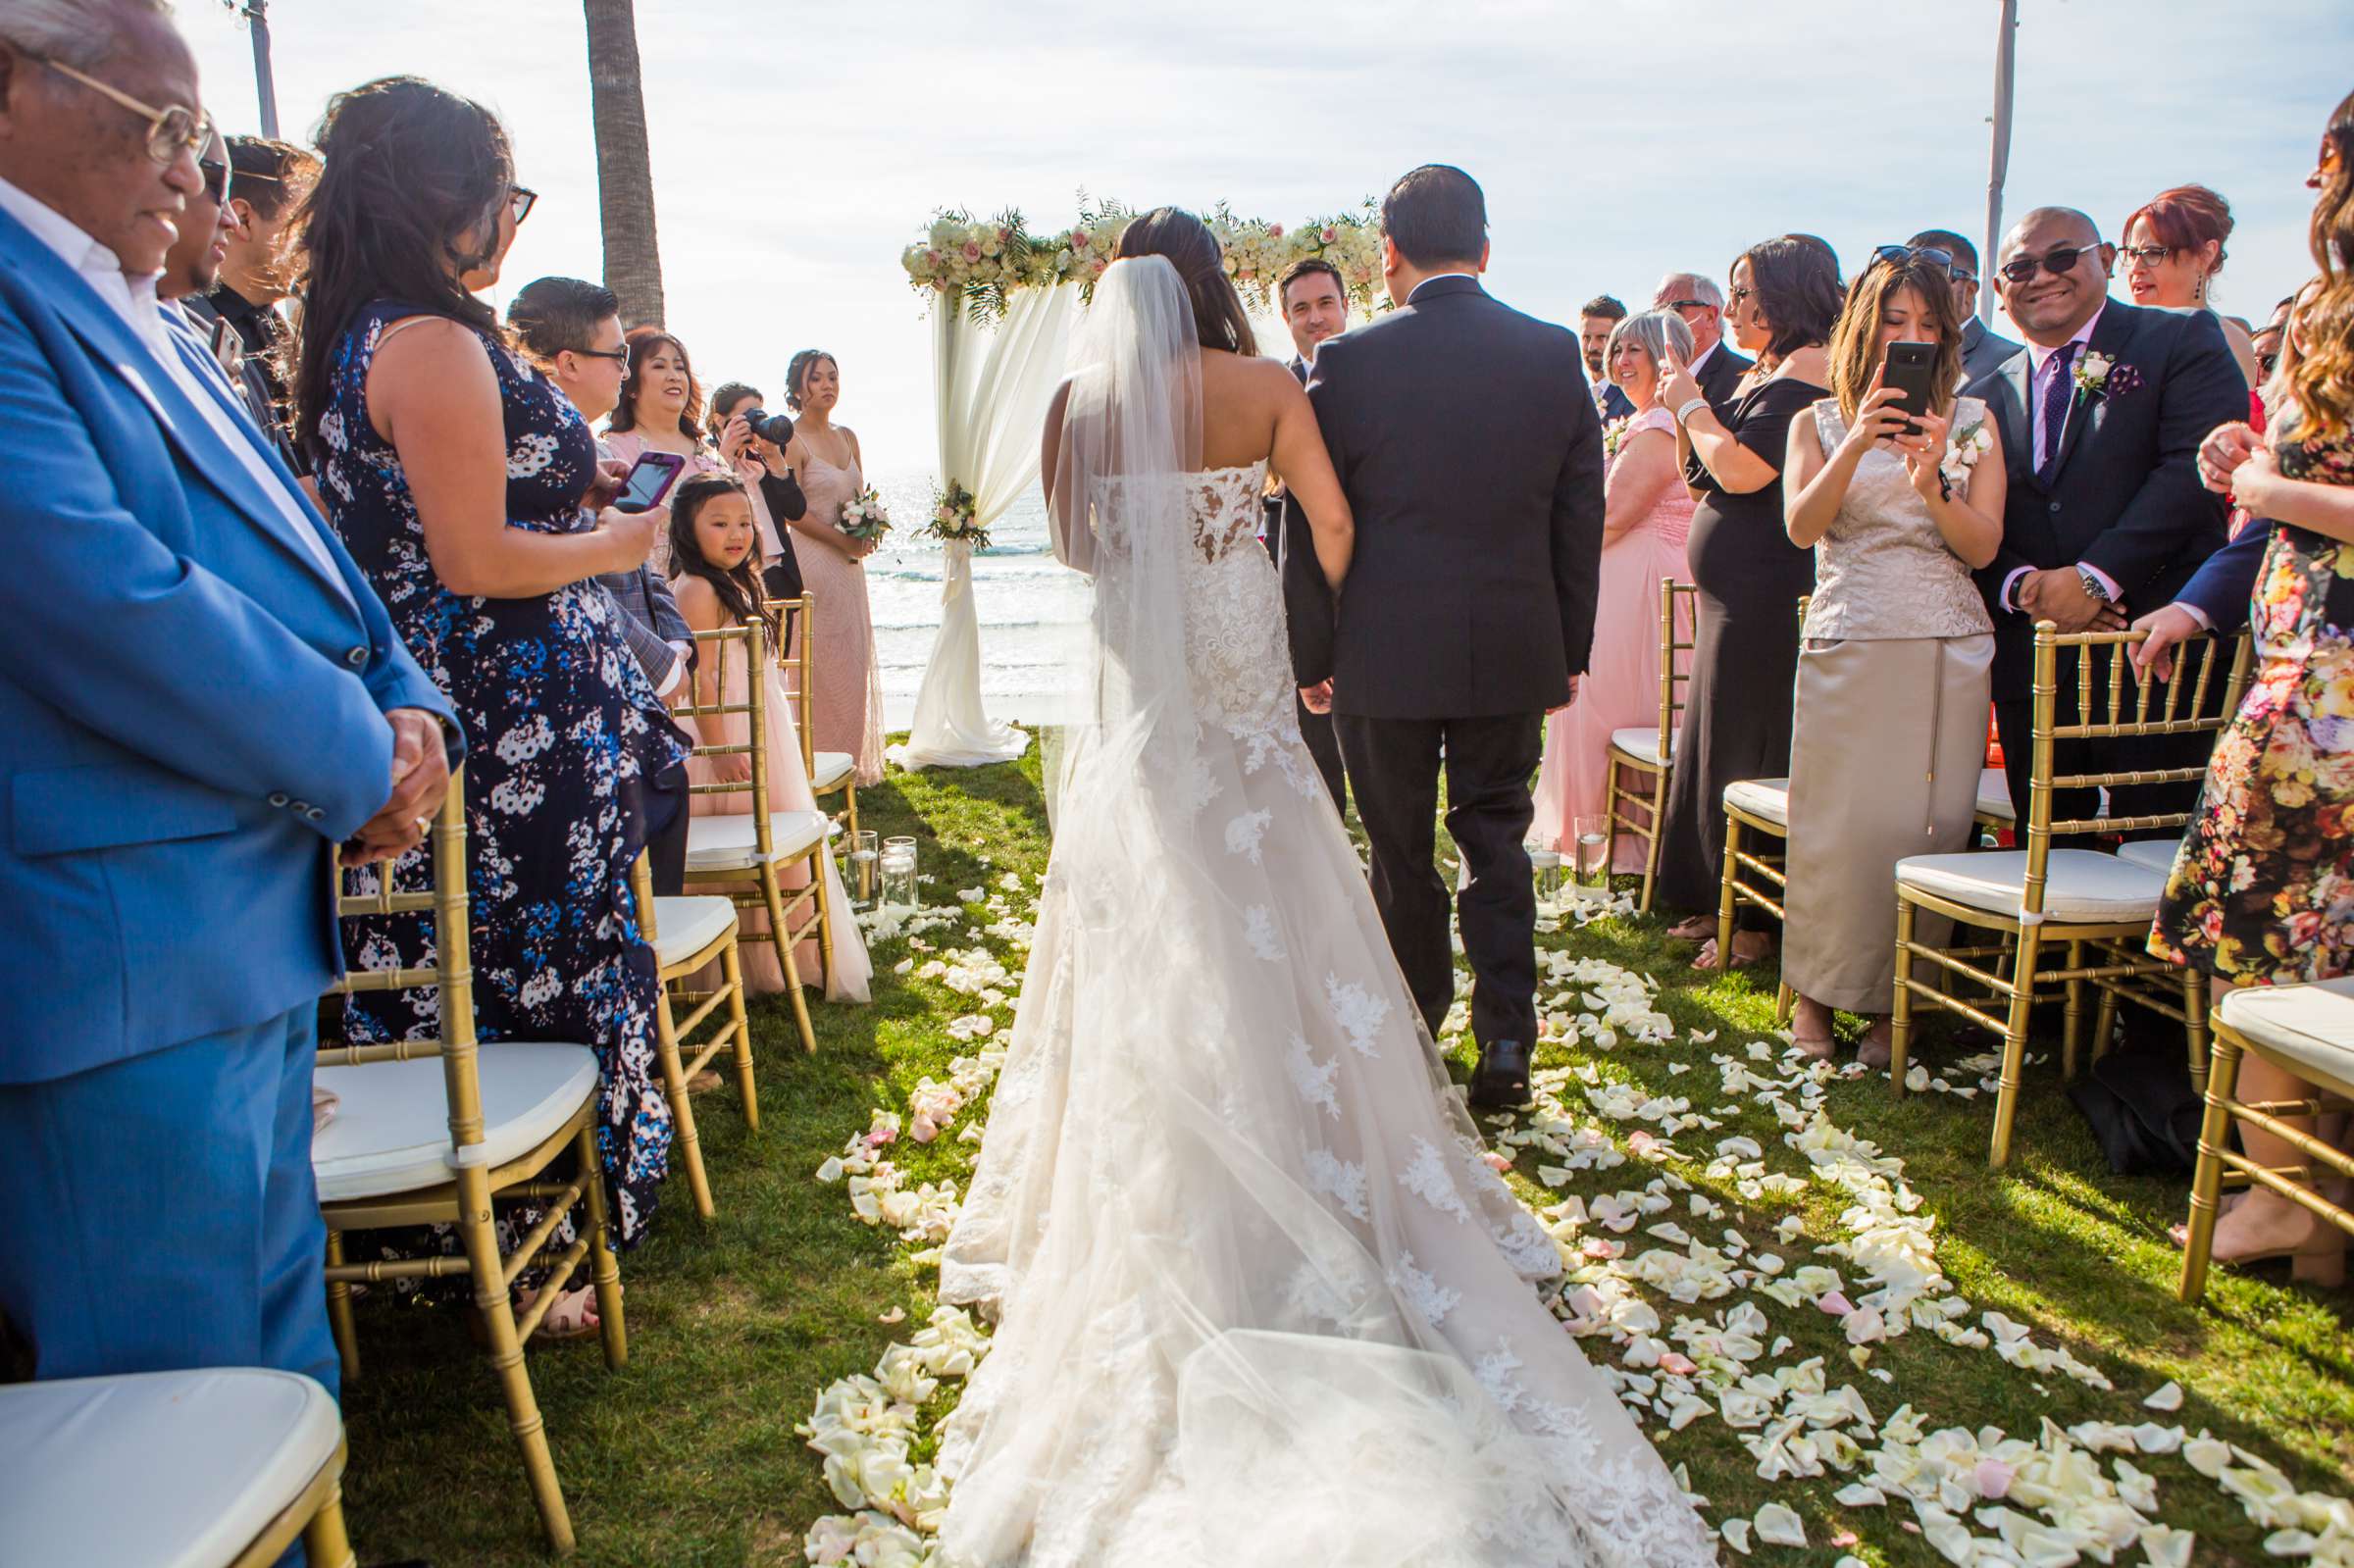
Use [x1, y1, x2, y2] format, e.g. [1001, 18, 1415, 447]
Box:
[2076, 567, 2113, 604]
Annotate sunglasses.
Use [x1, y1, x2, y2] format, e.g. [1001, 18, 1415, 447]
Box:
[198, 144, 229, 205]
[509, 186, 537, 226]
[1729, 284, 1754, 304]
[1873, 243, 1957, 277]
[1997, 244, 2101, 284]
[32, 54, 205, 168]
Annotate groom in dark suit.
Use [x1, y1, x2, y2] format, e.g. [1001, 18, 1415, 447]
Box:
[1968, 206, 2245, 832]
[1307, 166, 1606, 1109]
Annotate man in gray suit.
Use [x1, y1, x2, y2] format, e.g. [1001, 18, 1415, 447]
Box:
[509, 276, 696, 893]
[1910, 228, 2022, 384]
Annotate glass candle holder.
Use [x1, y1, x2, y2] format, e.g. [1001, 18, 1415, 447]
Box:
[1571, 814, 1611, 905]
[1528, 846, 1564, 913]
[848, 830, 880, 910]
[880, 849, 917, 912]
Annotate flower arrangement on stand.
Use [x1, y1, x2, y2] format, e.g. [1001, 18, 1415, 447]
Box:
[899, 197, 1389, 321]
[839, 485, 894, 546]
[925, 481, 990, 553]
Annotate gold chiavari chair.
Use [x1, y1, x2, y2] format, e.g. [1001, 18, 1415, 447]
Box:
[1602, 579, 1699, 914]
[1889, 624, 2252, 1167]
[789, 594, 858, 992]
[312, 765, 623, 1554]
[632, 849, 754, 1219]
[1712, 595, 1808, 1023]
[0, 1369, 355, 1568]
[679, 618, 827, 1053]
[2179, 980, 2354, 1301]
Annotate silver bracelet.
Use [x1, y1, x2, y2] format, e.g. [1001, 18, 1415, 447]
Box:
[1674, 396, 1710, 427]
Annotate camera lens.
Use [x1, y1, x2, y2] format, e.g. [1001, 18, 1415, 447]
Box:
[739, 406, 794, 447]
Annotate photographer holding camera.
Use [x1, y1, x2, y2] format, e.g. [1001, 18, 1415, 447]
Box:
[709, 380, 805, 608]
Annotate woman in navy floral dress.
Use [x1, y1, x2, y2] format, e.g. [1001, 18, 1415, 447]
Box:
[293, 78, 689, 1316]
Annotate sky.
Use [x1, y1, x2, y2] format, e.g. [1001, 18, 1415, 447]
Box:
[181, 0, 2351, 475]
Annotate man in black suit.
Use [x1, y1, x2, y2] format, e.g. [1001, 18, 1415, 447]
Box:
[1579, 294, 1637, 421]
[1308, 165, 1605, 1110]
[1967, 207, 2245, 832]
[1909, 228, 2023, 385]
[1265, 256, 1353, 812]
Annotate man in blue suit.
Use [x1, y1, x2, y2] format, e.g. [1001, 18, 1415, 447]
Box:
[0, 3, 458, 1405]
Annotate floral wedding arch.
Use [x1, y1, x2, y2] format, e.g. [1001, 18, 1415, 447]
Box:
[887, 201, 1381, 772]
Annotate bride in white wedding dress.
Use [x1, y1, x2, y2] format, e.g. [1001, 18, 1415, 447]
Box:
[935, 211, 1716, 1568]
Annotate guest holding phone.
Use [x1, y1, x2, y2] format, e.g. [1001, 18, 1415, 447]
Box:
[296, 76, 691, 1334]
[1652, 236, 1840, 968]
[1778, 247, 2005, 1063]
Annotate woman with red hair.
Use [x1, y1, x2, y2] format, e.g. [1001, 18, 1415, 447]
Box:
[2121, 183, 2265, 388]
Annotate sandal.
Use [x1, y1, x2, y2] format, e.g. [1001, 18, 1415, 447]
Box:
[1691, 932, 1774, 972]
[687, 1069, 723, 1094]
[1666, 915, 1715, 941]
[525, 1284, 603, 1342]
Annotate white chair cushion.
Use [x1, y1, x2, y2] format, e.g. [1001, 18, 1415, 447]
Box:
[2115, 836, 2184, 876]
[809, 750, 856, 792]
[685, 807, 829, 873]
[313, 1043, 599, 1202]
[1896, 847, 2167, 925]
[2219, 978, 2354, 1094]
[1607, 727, 1664, 768]
[0, 1368, 339, 1568]
[653, 894, 737, 969]
[1723, 778, 1790, 829]
[1975, 767, 2016, 824]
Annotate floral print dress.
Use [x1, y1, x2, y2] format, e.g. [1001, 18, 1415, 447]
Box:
[2152, 415, 2354, 984]
[319, 301, 691, 1247]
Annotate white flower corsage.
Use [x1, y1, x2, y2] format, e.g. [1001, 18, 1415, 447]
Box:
[1939, 420, 1994, 493]
[1600, 415, 1632, 461]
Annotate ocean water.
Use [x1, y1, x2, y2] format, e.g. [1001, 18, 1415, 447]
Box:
[861, 466, 1092, 732]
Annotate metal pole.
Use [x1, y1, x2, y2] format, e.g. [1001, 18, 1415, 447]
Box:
[1982, 0, 2019, 326]
[244, 0, 280, 138]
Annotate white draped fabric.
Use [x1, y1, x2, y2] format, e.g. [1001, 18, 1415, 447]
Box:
[888, 285, 1080, 771]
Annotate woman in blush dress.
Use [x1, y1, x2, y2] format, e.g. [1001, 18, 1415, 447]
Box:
[779, 348, 886, 785]
[1530, 309, 1696, 868]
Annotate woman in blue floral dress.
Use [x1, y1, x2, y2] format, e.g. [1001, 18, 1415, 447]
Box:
[2149, 92, 2354, 1285]
[292, 77, 689, 1321]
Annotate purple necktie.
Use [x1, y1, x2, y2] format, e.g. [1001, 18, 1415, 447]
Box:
[2036, 341, 2077, 476]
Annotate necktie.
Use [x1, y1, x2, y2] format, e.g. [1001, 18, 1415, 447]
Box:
[2037, 341, 2077, 477]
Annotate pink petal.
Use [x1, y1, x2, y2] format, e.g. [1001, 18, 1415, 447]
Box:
[1482, 1151, 1512, 1172]
[1659, 1351, 1698, 1377]
[1974, 1458, 2015, 1499]
[1817, 1290, 1857, 1316]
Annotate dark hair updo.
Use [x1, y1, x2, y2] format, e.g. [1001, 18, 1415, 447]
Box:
[786, 349, 839, 413]
[1112, 207, 1256, 356]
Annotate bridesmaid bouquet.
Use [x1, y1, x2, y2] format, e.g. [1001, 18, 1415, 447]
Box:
[923, 481, 992, 551]
[838, 485, 894, 545]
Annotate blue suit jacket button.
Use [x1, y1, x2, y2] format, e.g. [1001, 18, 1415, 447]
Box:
[268, 791, 290, 808]
[345, 645, 369, 667]
[304, 807, 326, 823]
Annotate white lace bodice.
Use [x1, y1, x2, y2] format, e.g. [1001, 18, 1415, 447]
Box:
[1176, 463, 1313, 786]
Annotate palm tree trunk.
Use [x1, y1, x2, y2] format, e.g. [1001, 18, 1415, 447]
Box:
[583, 0, 665, 329]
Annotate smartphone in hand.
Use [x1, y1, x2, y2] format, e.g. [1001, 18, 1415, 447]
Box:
[1882, 341, 1939, 435]
[615, 451, 687, 514]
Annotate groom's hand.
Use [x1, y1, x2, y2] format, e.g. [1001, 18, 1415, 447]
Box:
[1300, 680, 1334, 716]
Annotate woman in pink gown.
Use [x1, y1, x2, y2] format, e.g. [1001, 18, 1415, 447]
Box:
[1531, 310, 1697, 869]
[667, 476, 872, 1001]
[780, 350, 886, 785]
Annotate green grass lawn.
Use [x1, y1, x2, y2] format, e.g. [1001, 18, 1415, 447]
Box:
[336, 744, 2352, 1566]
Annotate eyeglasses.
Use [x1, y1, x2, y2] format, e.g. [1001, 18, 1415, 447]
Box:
[1663, 298, 1710, 312]
[2117, 243, 2176, 269]
[574, 344, 630, 369]
[509, 186, 537, 226]
[197, 140, 229, 205]
[1997, 244, 2099, 284]
[31, 54, 205, 168]
[1951, 270, 1979, 289]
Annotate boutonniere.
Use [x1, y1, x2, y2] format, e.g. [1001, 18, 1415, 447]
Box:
[2071, 351, 2140, 403]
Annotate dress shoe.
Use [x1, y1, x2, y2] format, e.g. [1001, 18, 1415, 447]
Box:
[1469, 1039, 1532, 1111]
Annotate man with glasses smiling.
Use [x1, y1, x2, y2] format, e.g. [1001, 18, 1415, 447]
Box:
[0, 0, 459, 1439]
[1970, 205, 2245, 839]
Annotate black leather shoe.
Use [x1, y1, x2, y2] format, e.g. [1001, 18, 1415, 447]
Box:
[1468, 1038, 1532, 1111]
